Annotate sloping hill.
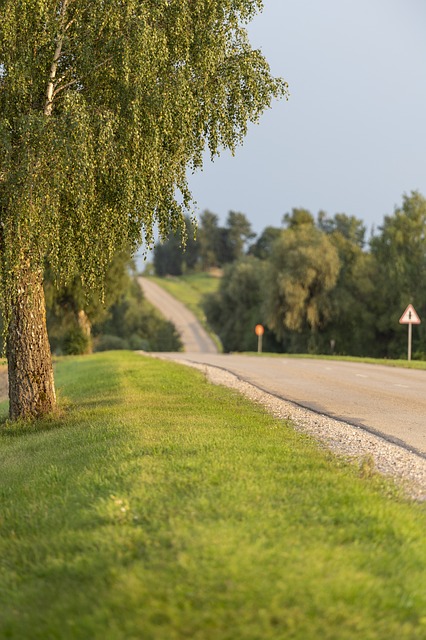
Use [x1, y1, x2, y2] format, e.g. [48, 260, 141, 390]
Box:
[138, 276, 218, 353]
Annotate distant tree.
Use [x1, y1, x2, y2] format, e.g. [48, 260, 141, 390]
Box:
[45, 250, 133, 355]
[203, 257, 280, 352]
[0, 0, 286, 419]
[46, 249, 182, 354]
[370, 191, 426, 357]
[198, 210, 221, 270]
[326, 226, 376, 355]
[248, 225, 281, 260]
[94, 278, 182, 353]
[224, 211, 256, 261]
[201, 210, 256, 266]
[153, 217, 199, 276]
[311, 212, 374, 354]
[182, 218, 200, 272]
[153, 238, 183, 277]
[283, 208, 315, 228]
[318, 212, 366, 248]
[264, 225, 340, 351]
[215, 226, 235, 266]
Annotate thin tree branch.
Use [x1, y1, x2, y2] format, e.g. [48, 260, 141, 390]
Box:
[43, 0, 70, 116]
[51, 55, 114, 100]
[52, 78, 79, 98]
[64, 18, 75, 32]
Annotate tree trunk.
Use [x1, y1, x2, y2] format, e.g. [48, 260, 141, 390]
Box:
[77, 309, 93, 354]
[7, 269, 56, 420]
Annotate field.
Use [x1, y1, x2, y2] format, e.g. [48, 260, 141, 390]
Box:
[150, 272, 220, 324]
[1, 351, 425, 639]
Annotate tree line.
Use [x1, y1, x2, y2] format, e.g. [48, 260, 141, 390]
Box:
[154, 191, 426, 359]
[153, 210, 256, 276]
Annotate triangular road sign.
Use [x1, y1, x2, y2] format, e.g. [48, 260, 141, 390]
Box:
[399, 304, 421, 325]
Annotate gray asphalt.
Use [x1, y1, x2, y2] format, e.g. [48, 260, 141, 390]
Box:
[157, 352, 426, 456]
[138, 277, 217, 354]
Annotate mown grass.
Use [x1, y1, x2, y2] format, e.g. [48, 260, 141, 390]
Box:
[1, 351, 426, 639]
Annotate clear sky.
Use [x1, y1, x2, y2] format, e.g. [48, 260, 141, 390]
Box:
[187, 0, 426, 237]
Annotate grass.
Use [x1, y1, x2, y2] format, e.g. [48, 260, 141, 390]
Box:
[149, 273, 220, 343]
[1, 351, 426, 639]
[240, 352, 426, 370]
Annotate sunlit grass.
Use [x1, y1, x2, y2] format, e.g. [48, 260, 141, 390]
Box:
[240, 352, 426, 370]
[0, 351, 425, 639]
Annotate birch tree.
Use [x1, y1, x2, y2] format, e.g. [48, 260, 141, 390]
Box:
[0, 0, 287, 419]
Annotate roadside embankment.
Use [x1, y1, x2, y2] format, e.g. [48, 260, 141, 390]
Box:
[153, 356, 426, 502]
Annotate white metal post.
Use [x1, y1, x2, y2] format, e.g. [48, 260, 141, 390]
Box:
[408, 322, 412, 361]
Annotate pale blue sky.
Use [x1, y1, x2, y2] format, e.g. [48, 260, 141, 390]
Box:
[187, 0, 426, 237]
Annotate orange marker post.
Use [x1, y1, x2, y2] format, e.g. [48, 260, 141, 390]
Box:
[255, 324, 264, 353]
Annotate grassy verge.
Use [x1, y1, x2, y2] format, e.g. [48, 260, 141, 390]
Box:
[240, 352, 426, 370]
[1, 351, 425, 639]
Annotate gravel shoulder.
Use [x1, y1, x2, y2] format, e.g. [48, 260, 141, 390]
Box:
[160, 357, 426, 502]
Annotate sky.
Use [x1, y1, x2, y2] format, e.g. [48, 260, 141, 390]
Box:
[186, 0, 426, 238]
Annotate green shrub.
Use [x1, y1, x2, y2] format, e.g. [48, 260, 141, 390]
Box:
[62, 327, 91, 355]
[128, 334, 150, 351]
[94, 335, 129, 352]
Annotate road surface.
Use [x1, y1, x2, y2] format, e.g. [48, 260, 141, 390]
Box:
[138, 277, 217, 353]
[156, 352, 426, 456]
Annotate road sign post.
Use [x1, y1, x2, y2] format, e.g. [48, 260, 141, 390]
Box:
[255, 324, 264, 353]
[399, 304, 421, 361]
[408, 322, 413, 362]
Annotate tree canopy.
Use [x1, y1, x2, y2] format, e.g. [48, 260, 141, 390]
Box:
[265, 224, 340, 338]
[153, 208, 256, 274]
[0, 0, 286, 297]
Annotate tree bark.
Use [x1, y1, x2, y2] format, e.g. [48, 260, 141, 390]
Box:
[77, 309, 93, 354]
[7, 269, 56, 420]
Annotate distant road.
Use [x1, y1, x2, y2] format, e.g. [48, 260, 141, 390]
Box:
[156, 353, 426, 456]
[138, 277, 217, 354]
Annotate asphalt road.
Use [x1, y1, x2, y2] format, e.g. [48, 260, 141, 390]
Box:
[138, 277, 217, 354]
[157, 352, 426, 456]
[138, 277, 425, 455]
